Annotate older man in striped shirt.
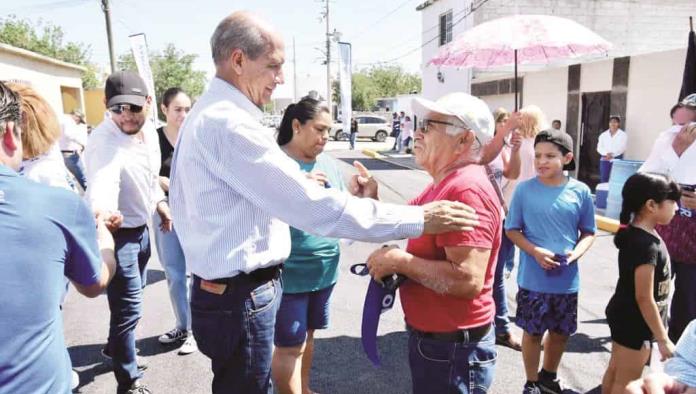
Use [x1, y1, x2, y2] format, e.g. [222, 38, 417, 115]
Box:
[170, 11, 483, 394]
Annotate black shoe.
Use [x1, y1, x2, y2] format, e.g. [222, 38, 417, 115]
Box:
[537, 375, 563, 394]
[522, 383, 541, 394]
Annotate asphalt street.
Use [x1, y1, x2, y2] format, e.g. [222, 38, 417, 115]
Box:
[65, 139, 623, 393]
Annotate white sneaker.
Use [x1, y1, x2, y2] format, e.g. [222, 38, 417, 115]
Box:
[71, 369, 79, 390]
[158, 328, 187, 344]
[178, 335, 197, 355]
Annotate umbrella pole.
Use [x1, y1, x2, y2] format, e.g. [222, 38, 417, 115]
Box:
[514, 49, 518, 111]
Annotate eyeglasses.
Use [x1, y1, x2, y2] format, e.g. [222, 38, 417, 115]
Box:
[109, 104, 144, 114]
[417, 118, 467, 134]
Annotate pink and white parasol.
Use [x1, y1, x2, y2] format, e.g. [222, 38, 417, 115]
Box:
[429, 14, 612, 68]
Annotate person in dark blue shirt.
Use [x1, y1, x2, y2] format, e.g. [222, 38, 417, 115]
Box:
[0, 81, 117, 394]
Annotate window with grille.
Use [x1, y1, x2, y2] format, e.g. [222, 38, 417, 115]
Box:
[439, 10, 453, 46]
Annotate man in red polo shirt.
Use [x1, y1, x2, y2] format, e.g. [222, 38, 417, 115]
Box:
[367, 92, 502, 394]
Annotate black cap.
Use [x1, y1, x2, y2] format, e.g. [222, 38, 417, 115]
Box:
[534, 128, 576, 171]
[105, 71, 148, 107]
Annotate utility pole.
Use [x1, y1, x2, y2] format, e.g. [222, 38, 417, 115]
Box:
[101, 0, 116, 73]
[325, 0, 331, 118]
[293, 37, 298, 102]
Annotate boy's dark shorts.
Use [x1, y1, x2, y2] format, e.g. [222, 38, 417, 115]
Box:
[515, 288, 578, 336]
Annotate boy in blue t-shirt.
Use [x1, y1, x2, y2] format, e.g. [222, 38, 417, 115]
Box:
[505, 129, 597, 394]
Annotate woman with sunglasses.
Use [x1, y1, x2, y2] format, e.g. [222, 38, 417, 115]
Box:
[153, 88, 197, 356]
[271, 97, 347, 394]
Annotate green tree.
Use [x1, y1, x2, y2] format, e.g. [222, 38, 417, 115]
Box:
[0, 15, 99, 89]
[119, 44, 207, 119]
[332, 65, 421, 111]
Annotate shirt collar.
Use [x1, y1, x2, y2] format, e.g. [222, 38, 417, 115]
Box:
[0, 164, 18, 177]
[209, 77, 264, 121]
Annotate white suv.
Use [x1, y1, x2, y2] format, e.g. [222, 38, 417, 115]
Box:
[333, 115, 392, 142]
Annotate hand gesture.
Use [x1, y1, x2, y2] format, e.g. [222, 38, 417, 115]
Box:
[350, 161, 378, 199]
[98, 210, 123, 233]
[509, 130, 522, 152]
[422, 200, 479, 234]
[672, 123, 696, 157]
[156, 201, 173, 233]
[95, 212, 115, 251]
[533, 247, 559, 270]
[625, 372, 694, 394]
[505, 112, 523, 135]
[657, 338, 675, 361]
[681, 190, 696, 211]
[307, 170, 329, 188]
[366, 245, 404, 284]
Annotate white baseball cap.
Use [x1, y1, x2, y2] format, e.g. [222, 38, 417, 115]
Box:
[412, 92, 495, 144]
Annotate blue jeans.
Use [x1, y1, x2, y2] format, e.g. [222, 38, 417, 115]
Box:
[153, 212, 191, 331]
[349, 132, 357, 149]
[493, 230, 515, 335]
[391, 130, 401, 149]
[62, 152, 87, 190]
[191, 274, 282, 394]
[107, 226, 150, 392]
[409, 326, 497, 394]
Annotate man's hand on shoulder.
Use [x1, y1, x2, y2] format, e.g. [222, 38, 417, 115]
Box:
[422, 200, 479, 234]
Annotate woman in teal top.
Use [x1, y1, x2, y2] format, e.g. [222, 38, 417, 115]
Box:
[272, 97, 345, 394]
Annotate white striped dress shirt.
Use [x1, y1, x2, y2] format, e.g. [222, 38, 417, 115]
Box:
[170, 77, 424, 280]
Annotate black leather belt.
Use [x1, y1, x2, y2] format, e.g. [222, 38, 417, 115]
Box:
[206, 264, 283, 286]
[408, 323, 491, 343]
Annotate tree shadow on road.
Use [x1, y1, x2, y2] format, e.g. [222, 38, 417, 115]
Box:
[312, 331, 411, 394]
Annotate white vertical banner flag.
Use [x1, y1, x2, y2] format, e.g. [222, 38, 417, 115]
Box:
[338, 42, 352, 131]
[128, 33, 158, 126]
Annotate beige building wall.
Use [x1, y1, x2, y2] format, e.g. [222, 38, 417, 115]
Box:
[522, 66, 569, 130]
[624, 48, 686, 160]
[0, 44, 85, 117]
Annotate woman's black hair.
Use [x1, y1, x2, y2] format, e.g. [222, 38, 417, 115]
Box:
[614, 172, 681, 247]
[161, 87, 186, 108]
[277, 96, 329, 146]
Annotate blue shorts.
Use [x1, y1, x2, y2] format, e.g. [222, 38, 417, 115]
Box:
[515, 288, 578, 336]
[274, 284, 335, 347]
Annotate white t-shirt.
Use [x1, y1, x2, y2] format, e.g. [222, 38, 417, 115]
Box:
[401, 119, 414, 140]
[20, 144, 76, 192]
[502, 137, 536, 205]
[597, 128, 627, 157]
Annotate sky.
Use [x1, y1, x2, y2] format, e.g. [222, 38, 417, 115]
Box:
[1, 0, 426, 99]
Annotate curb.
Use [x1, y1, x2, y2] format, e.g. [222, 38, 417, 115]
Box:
[361, 148, 384, 159]
[595, 215, 620, 234]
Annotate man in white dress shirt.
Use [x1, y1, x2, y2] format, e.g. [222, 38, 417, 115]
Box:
[169, 11, 483, 394]
[640, 94, 696, 344]
[84, 71, 169, 394]
[596, 115, 627, 182]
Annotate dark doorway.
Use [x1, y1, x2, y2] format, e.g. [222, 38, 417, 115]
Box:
[579, 92, 610, 191]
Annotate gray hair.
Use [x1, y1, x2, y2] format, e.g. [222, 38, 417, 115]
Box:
[210, 12, 271, 65]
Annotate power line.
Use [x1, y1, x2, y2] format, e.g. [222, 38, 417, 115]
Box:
[356, 0, 490, 67]
[350, 0, 420, 40]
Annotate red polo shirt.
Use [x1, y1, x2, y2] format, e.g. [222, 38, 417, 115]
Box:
[400, 165, 502, 332]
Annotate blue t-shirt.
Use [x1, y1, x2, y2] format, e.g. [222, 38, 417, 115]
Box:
[0, 165, 101, 394]
[282, 154, 345, 294]
[505, 177, 596, 294]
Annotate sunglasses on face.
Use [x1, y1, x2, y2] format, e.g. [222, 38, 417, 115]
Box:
[417, 118, 466, 134]
[109, 104, 144, 114]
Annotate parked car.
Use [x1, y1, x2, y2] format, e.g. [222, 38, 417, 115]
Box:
[333, 115, 392, 142]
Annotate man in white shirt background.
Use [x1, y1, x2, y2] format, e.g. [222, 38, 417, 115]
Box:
[640, 93, 696, 345]
[84, 71, 170, 394]
[59, 109, 89, 190]
[596, 115, 627, 183]
[169, 11, 486, 394]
